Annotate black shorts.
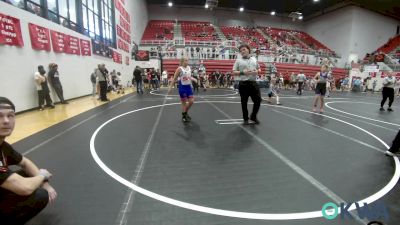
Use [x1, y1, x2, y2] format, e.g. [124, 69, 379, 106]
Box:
[315, 82, 327, 96]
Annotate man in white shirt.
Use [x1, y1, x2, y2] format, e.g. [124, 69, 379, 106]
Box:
[162, 70, 168, 87]
[296, 70, 307, 95]
[232, 44, 261, 125]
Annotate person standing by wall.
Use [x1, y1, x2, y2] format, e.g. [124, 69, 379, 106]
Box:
[133, 66, 143, 94]
[34, 66, 54, 110]
[90, 69, 97, 97]
[96, 64, 109, 102]
[233, 43, 262, 125]
[47, 63, 68, 104]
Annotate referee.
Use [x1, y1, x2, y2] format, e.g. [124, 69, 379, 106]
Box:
[233, 44, 262, 125]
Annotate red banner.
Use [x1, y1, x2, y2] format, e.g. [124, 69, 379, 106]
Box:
[80, 39, 91, 56]
[120, 0, 125, 5]
[0, 13, 24, 46]
[117, 39, 129, 53]
[28, 23, 51, 51]
[65, 35, 80, 55]
[112, 51, 122, 64]
[119, 15, 130, 32]
[50, 30, 66, 53]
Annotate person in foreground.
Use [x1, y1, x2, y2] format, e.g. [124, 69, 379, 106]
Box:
[385, 129, 400, 157]
[0, 97, 57, 225]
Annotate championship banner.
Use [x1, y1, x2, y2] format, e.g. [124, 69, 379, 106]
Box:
[65, 35, 80, 55]
[51, 30, 66, 53]
[0, 13, 24, 46]
[80, 39, 91, 56]
[28, 23, 51, 51]
[112, 50, 122, 64]
[135, 50, 149, 61]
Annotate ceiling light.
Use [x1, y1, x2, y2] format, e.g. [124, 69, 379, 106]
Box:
[313, 0, 319, 2]
[168, 2, 173, 7]
[271, 11, 276, 16]
[205, 4, 209, 8]
[299, 15, 303, 20]
[239, 7, 244, 12]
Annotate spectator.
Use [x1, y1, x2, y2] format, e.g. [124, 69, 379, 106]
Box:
[34, 65, 54, 110]
[162, 70, 168, 87]
[48, 63, 68, 104]
[0, 97, 57, 224]
[133, 66, 143, 94]
[90, 69, 97, 97]
[95, 64, 109, 101]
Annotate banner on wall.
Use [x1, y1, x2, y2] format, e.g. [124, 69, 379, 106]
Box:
[80, 39, 91, 56]
[50, 30, 66, 53]
[135, 50, 150, 61]
[28, 23, 51, 51]
[65, 35, 80, 55]
[0, 13, 24, 46]
[112, 51, 122, 64]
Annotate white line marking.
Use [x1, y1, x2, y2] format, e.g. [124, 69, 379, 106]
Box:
[22, 96, 134, 156]
[284, 101, 398, 132]
[150, 90, 238, 98]
[325, 101, 400, 127]
[217, 122, 244, 125]
[208, 102, 367, 224]
[215, 119, 243, 122]
[115, 96, 168, 225]
[89, 101, 400, 220]
[270, 108, 384, 153]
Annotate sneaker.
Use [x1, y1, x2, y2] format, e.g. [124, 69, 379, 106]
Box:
[186, 114, 192, 121]
[61, 101, 69, 104]
[242, 120, 250, 125]
[388, 108, 393, 112]
[319, 108, 324, 113]
[39, 107, 44, 111]
[250, 118, 260, 124]
[48, 105, 55, 109]
[312, 107, 317, 112]
[385, 150, 396, 157]
[379, 107, 385, 111]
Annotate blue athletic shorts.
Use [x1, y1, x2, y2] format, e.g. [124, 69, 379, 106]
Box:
[179, 84, 193, 100]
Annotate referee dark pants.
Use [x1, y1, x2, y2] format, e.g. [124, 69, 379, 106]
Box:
[297, 82, 303, 95]
[99, 81, 108, 101]
[239, 81, 261, 121]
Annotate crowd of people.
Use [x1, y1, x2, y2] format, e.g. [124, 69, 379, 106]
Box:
[33, 63, 127, 110]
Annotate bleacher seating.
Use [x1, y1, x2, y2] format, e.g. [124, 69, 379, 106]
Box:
[181, 21, 217, 41]
[141, 20, 174, 41]
[162, 60, 348, 79]
[376, 35, 400, 54]
[262, 27, 305, 49]
[293, 31, 333, 53]
[220, 26, 268, 48]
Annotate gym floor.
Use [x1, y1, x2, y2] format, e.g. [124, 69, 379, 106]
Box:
[16, 88, 400, 225]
